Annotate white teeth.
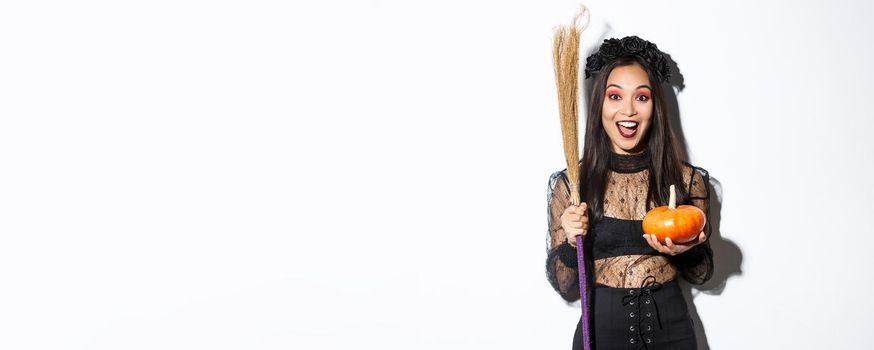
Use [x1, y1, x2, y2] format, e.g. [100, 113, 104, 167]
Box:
[617, 121, 638, 128]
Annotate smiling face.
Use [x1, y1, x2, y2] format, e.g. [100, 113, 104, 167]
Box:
[601, 63, 654, 155]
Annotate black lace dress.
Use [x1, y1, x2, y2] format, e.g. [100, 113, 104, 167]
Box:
[545, 150, 713, 349]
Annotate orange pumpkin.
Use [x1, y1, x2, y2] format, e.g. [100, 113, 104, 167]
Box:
[642, 184, 705, 244]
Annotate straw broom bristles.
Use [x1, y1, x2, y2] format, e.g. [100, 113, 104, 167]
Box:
[553, 5, 590, 206]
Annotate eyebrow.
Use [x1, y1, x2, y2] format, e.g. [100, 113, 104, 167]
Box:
[607, 84, 652, 91]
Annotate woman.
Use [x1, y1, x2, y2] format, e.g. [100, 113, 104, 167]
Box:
[545, 36, 713, 349]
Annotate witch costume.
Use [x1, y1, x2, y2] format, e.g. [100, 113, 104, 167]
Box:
[544, 37, 714, 350]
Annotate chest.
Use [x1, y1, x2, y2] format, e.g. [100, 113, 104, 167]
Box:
[602, 171, 657, 221]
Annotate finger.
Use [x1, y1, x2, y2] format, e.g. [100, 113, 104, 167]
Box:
[670, 238, 694, 255]
[580, 202, 587, 212]
[665, 237, 682, 256]
[650, 234, 669, 254]
[699, 232, 707, 243]
[650, 235, 671, 254]
[563, 216, 587, 226]
[567, 221, 582, 229]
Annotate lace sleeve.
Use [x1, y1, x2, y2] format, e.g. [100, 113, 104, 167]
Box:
[670, 165, 714, 285]
[545, 170, 581, 302]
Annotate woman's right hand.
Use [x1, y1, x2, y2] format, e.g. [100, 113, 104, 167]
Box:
[560, 203, 588, 247]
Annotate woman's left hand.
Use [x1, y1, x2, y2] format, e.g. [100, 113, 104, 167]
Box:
[643, 232, 706, 256]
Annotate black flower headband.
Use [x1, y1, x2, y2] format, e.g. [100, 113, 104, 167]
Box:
[583, 35, 671, 83]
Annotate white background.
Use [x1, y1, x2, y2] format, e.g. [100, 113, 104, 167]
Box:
[1, 0, 872, 349]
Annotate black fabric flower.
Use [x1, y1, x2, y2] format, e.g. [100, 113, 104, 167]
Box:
[600, 38, 622, 58]
[620, 35, 645, 53]
[583, 35, 672, 83]
[584, 54, 603, 79]
[656, 56, 671, 80]
[639, 45, 658, 63]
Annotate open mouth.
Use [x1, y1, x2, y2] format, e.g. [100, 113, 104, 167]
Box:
[616, 121, 639, 138]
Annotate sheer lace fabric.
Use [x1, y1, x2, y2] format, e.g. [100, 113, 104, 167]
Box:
[545, 160, 713, 301]
[546, 171, 581, 302]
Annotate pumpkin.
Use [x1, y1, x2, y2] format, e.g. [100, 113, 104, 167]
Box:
[642, 184, 705, 244]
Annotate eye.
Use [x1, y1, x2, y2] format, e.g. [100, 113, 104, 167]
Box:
[636, 95, 650, 102]
[608, 94, 621, 100]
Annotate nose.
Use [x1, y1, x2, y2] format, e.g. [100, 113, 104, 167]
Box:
[619, 97, 637, 117]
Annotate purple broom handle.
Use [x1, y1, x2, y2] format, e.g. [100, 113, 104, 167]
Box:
[576, 235, 591, 350]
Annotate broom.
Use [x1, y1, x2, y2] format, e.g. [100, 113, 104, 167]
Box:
[553, 5, 591, 350]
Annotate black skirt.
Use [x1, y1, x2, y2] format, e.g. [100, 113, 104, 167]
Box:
[573, 278, 697, 350]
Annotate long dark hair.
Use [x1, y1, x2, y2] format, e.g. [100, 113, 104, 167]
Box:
[580, 55, 688, 223]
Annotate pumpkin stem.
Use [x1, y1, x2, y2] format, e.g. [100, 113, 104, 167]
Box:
[669, 184, 676, 209]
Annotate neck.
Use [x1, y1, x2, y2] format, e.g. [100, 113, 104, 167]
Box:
[609, 149, 650, 173]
